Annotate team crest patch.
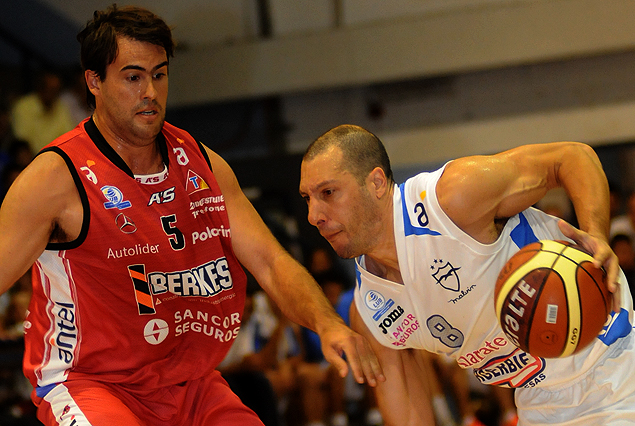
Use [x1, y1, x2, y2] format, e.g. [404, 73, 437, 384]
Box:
[101, 185, 132, 209]
[431, 259, 461, 292]
[185, 170, 210, 194]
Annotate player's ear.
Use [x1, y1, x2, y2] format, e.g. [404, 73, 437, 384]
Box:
[85, 70, 101, 96]
[368, 167, 388, 198]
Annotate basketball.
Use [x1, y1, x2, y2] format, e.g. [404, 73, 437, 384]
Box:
[494, 240, 612, 358]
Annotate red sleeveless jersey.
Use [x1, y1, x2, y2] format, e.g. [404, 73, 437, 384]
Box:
[24, 118, 247, 397]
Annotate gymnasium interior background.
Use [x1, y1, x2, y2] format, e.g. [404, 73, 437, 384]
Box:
[2, 0, 635, 261]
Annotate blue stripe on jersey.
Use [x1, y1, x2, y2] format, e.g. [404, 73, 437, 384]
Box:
[510, 212, 539, 249]
[399, 183, 441, 237]
[599, 308, 632, 346]
[36, 383, 57, 398]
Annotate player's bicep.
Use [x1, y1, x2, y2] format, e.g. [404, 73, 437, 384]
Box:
[439, 148, 553, 226]
[0, 153, 72, 293]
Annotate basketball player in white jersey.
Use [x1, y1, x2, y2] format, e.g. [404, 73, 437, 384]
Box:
[299, 124, 635, 425]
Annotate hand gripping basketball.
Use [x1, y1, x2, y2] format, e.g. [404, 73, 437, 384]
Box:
[495, 240, 612, 358]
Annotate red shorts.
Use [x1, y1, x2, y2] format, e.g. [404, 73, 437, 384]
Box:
[34, 370, 265, 426]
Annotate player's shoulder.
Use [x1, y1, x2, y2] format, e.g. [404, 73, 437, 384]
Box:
[30, 148, 73, 172]
[3, 150, 77, 225]
[20, 150, 75, 192]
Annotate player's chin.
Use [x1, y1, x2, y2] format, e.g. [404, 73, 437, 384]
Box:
[135, 116, 165, 137]
[330, 239, 358, 260]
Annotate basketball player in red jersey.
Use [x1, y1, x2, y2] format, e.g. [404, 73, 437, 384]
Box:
[0, 6, 383, 426]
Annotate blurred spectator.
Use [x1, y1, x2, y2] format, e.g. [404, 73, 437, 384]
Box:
[610, 233, 635, 296]
[297, 269, 352, 426]
[0, 271, 31, 341]
[0, 101, 18, 152]
[60, 66, 92, 126]
[0, 140, 33, 205]
[6, 140, 34, 169]
[535, 187, 572, 223]
[296, 268, 385, 426]
[0, 102, 18, 178]
[0, 269, 35, 424]
[309, 247, 335, 275]
[610, 191, 635, 248]
[11, 69, 74, 153]
[609, 180, 623, 219]
[0, 164, 24, 205]
[439, 357, 518, 426]
[218, 281, 301, 426]
[308, 246, 356, 290]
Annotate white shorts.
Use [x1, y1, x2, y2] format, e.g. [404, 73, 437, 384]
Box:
[515, 330, 635, 425]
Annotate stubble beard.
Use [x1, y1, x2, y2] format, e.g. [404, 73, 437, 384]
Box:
[333, 188, 383, 259]
[130, 112, 165, 144]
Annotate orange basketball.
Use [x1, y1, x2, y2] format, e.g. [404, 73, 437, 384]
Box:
[494, 240, 612, 358]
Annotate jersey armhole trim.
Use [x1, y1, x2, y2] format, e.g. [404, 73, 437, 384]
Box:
[39, 146, 90, 251]
[196, 141, 213, 172]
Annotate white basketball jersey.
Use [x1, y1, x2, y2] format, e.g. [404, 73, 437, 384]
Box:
[354, 165, 633, 389]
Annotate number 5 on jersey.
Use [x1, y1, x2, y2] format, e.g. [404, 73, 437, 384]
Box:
[161, 214, 186, 251]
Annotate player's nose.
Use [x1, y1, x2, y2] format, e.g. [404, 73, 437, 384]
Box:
[143, 78, 158, 100]
[307, 199, 326, 227]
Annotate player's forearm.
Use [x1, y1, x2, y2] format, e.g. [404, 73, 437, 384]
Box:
[263, 251, 344, 333]
[558, 142, 610, 238]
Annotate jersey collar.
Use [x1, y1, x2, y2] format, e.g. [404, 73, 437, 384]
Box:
[84, 116, 170, 179]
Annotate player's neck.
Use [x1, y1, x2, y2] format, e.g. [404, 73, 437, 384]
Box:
[364, 217, 402, 283]
[93, 113, 164, 175]
[364, 252, 403, 284]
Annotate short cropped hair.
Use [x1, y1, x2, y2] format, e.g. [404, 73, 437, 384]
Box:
[77, 4, 174, 108]
[304, 124, 394, 186]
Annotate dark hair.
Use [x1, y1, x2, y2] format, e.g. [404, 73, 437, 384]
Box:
[303, 124, 394, 185]
[77, 4, 175, 108]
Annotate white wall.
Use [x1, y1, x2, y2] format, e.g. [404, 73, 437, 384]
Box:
[41, 0, 635, 169]
[283, 50, 635, 167]
[41, 0, 261, 45]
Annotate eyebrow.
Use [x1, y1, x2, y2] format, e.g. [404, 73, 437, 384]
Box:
[120, 61, 169, 73]
[299, 179, 337, 196]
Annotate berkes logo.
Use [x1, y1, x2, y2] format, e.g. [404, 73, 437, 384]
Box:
[431, 258, 461, 292]
[144, 319, 169, 345]
[115, 213, 137, 234]
[101, 185, 132, 209]
[185, 170, 209, 195]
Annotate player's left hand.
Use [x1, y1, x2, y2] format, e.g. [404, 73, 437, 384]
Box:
[318, 320, 385, 386]
[558, 220, 621, 311]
